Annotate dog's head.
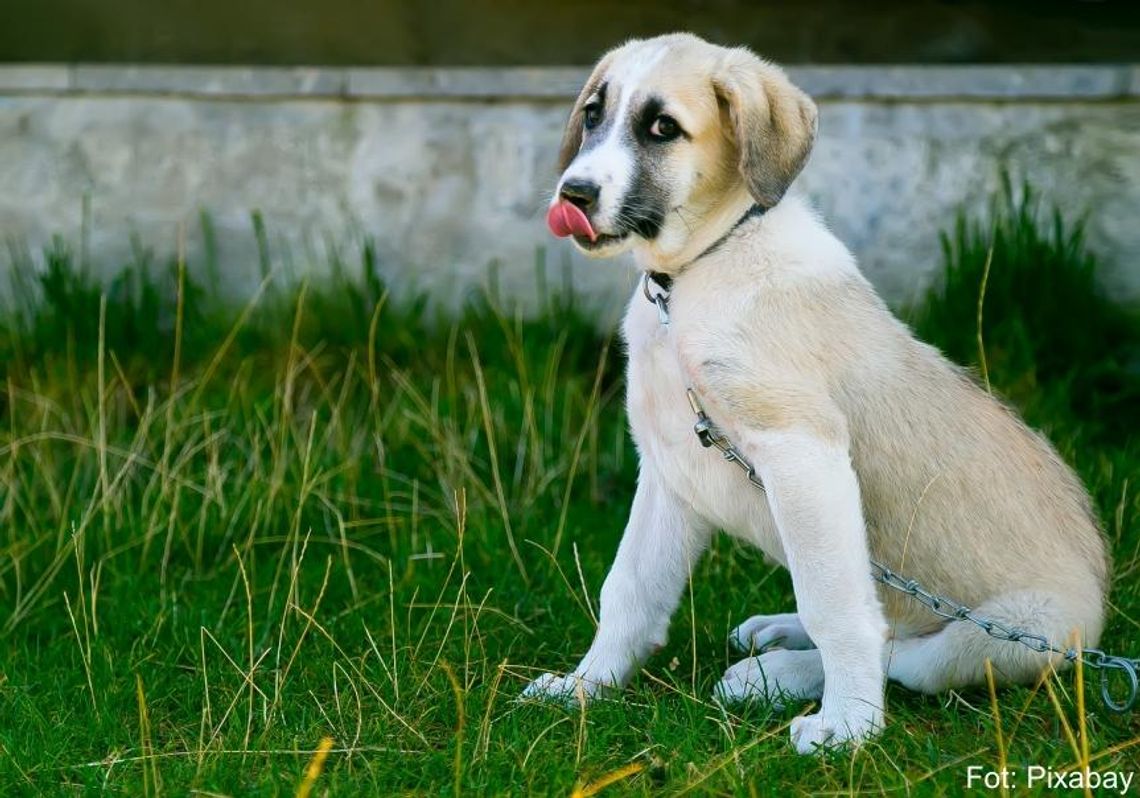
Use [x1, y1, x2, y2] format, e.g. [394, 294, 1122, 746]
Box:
[546, 34, 818, 264]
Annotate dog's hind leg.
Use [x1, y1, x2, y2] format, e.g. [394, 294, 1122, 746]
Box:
[729, 612, 815, 653]
[715, 648, 825, 707]
[885, 590, 1104, 693]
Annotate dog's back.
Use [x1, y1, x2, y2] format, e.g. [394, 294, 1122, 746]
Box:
[838, 286, 1107, 636]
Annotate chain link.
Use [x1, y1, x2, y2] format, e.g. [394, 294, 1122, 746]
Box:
[687, 389, 766, 490]
[868, 560, 1140, 713]
[647, 274, 1139, 713]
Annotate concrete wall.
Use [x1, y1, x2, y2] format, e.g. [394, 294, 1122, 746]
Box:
[2, 64, 1138, 315]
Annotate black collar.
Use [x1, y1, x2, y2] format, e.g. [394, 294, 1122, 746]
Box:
[645, 202, 765, 298]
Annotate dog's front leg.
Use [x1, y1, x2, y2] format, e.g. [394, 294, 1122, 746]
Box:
[522, 465, 709, 704]
[737, 426, 887, 752]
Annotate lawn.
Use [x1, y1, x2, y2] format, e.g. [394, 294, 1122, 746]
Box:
[1, 186, 1138, 795]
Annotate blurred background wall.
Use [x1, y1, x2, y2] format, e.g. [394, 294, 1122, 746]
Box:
[2, 1, 1139, 311]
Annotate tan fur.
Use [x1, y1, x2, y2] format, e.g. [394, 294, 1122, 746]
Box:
[527, 34, 1110, 749]
[712, 48, 818, 209]
[576, 38, 1108, 629]
[631, 35, 1111, 649]
[671, 256, 1108, 638]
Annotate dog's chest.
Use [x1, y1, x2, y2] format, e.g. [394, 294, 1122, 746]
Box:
[623, 303, 784, 560]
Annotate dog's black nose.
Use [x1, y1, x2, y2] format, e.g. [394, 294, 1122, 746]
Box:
[559, 179, 600, 212]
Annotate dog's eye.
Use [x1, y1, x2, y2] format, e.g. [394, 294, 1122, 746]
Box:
[648, 115, 681, 141]
[583, 103, 603, 130]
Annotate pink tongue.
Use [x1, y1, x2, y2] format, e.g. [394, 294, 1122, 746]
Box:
[546, 200, 597, 242]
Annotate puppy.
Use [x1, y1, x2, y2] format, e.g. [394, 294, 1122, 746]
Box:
[523, 33, 1108, 753]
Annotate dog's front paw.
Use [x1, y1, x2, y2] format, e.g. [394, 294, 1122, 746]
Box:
[789, 705, 882, 754]
[520, 672, 605, 705]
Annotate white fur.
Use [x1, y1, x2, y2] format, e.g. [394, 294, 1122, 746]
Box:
[527, 202, 891, 752]
[553, 43, 668, 243]
[524, 35, 1107, 756]
[521, 463, 711, 700]
[729, 612, 814, 653]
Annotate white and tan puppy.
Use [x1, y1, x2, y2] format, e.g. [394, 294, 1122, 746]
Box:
[523, 33, 1108, 753]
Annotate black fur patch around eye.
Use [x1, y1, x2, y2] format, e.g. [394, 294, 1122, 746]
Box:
[579, 82, 613, 149]
[632, 96, 665, 145]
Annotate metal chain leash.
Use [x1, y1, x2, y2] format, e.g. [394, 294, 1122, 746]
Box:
[644, 274, 1139, 714]
[686, 388, 765, 490]
[870, 560, 1139, 713]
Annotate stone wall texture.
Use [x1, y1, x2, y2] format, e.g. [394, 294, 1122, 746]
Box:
[1, 65, 1138, 316]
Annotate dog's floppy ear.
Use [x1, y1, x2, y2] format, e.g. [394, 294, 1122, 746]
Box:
[713, 49, 818, 208]
[556, 49, 621, 173]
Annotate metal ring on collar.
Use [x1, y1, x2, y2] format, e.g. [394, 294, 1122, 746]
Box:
[642, 272, 669, 305]
[642, 274, 671, 325]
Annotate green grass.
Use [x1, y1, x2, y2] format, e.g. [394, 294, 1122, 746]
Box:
[1, 187, 1138, 796]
